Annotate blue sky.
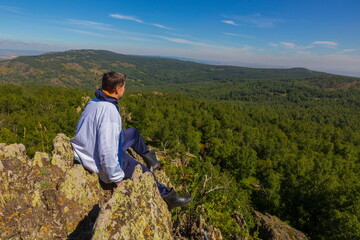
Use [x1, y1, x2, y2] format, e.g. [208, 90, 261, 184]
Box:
[1, 0, 360, 76]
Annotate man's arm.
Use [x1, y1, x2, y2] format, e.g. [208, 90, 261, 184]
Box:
[97, 121, 124, 184]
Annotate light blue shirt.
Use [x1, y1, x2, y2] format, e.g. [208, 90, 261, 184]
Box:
[70, 98, 124, 184]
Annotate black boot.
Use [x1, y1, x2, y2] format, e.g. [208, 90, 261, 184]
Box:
[163, 188, 193, 210]
[140, 150, 161, 171]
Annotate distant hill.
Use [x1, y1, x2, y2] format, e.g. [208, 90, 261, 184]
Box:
[0, 49, 359, 100]
[0, 49, 341, 86]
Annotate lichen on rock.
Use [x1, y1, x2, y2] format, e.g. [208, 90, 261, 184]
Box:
[50, 133, 74, 172]
[0, 143, 27, 164]
[32, 151, 49, 168]
[0, 134, 174, 240]
[92, 165, 173, 240]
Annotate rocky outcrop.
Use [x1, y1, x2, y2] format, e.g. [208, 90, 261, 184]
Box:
[253, 211, 308, 240]
[0, 134, 308, 240]
[92, 165, 172, 240]
[0, 134, 172, 239]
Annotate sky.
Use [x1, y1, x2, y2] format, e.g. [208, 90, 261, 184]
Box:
[1, 0, 360, 77]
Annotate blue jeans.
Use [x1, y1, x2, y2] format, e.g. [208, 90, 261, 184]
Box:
[121, 128, 169, 197]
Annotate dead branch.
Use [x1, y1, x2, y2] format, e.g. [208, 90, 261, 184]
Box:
[204, 185, 226, 195]
[202, 174, 212, 192]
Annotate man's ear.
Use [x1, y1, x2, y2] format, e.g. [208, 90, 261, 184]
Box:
[115, 85, 122, 93]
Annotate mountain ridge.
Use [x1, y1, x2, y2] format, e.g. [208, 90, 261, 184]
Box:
[0, 49, 350, 90]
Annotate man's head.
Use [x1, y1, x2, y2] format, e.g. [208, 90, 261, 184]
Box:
[102, 71, 126, 99]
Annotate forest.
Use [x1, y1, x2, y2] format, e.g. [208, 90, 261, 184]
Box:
[0, 81, 359, 239]
[0, 49, 359, 239]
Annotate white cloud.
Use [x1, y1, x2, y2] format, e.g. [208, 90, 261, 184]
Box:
[312, 41, 338, 48]
[304, 45, 315, 49]
[151, 23, 173, 30]
[0, 38, 62, 51]
[269, 42, 279, 47]
[110, 14, 173, 31]
[296, 51, 314, 56]
[54, 19, 133, 35]
[62, 19, 113, 32]
[224, 32, 256, 39]
[60, 28, 106, 37]
[239, 46, 253, 51]
[157, 36, 208, 47]
[274, 42, 314, 51]
[110, 14, 144, 23]
[119, 36, 159, 42]
[280, 42, 297, 49]
[0, 5, 22, 14]
[336, 48, 359, 55]
[229, 13, 283, 28]
[342, 49, 357, 53]
[153, 35, 253, 53]
[67, 19, 110, 28]
[221, 20, 239, 26]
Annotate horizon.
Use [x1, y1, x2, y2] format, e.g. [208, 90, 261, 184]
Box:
[1, 48, 360, 78]
[1, 0, 360, 77]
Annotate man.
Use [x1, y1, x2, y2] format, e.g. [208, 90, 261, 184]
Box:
[70, 71, 193, 209]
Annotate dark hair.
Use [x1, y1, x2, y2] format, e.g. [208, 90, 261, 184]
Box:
[102, 72, 126, 92]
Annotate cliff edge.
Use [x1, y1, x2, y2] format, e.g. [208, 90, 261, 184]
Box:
[0, 133, 307, 240]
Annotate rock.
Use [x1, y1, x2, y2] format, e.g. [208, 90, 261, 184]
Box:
[32, 152, 49, 168]
[51, 133, 74, 172]
[191, 215, 224, 240]
[0, 142, 55, 239]
[92, 165, 173, 240]
[173, 214, 224, 240]
[0, 134, 174, 240]
[0, 143, 27, 164]
[253, 211, 309, 240]
[127, 147, 174, 189]
[52, 164, 111, 236]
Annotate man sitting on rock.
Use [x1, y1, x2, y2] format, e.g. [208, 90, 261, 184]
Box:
[70, 71, 193, 209]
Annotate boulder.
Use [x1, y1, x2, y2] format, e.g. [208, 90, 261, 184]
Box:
[92, 165, 173, 240]
[50, 133, 74, 172]
[0, 134, 172, 239]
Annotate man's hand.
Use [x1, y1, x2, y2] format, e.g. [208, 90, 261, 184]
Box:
[116, 182, 122, 187]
